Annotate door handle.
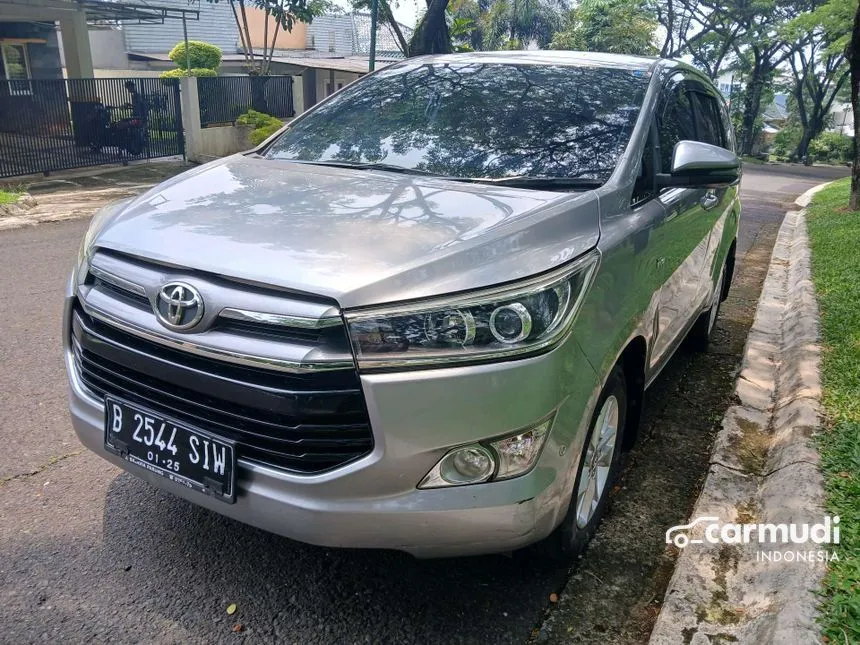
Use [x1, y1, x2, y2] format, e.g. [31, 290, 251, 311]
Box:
[700, 191, 719, 210]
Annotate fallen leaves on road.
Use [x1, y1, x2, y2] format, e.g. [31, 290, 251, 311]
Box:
[232, 624, 244, 633]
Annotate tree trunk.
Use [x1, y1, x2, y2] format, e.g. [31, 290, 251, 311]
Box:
[739, 71, 765, 156]
[408, 0, 451, 56]
[851, 0, 860, 210]
[795, 129, 814, 165]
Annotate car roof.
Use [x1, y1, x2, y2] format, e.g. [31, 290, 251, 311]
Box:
[402, 50, 666, 73]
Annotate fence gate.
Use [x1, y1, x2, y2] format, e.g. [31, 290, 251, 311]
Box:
[0, 77, 184, 179]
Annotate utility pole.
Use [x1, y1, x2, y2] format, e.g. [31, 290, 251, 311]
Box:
[369, 0, 378, 71]
[182, 13, 191, 73]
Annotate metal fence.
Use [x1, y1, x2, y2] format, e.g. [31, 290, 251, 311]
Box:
[0, 77, 184, 179]
[198, 75, 294, 127]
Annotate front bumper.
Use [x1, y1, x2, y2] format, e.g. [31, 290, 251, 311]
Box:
[64, 295, 600, 558]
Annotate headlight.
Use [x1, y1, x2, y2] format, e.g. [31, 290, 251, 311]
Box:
[345, 250, 599, 369]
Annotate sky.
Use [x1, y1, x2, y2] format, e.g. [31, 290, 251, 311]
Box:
[332, 0, 422, 28]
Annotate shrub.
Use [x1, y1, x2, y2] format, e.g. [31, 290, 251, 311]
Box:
[159, 67, 218, 79]
[771, 122, 801, 160]
[808, 131, 853, 165]
[168, 40, 222, 71]
[236, 109, 284, 145]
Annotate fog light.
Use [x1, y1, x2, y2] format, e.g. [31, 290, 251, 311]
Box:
[489, 415, 554, 480]
[417, 413, 556, 489]
[419, 445, 495, 488]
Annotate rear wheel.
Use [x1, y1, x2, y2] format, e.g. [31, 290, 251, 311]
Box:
[689, 261, 726, 351]
[535, 366, 627, 561]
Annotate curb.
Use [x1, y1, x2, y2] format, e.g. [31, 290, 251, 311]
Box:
[649, 183, 831, 644]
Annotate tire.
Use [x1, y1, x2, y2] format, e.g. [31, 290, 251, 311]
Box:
[688, 261, 726, 352]
[534, 366, 627, 561]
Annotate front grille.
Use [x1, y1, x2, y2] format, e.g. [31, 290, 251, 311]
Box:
[71, 304, 374, 474]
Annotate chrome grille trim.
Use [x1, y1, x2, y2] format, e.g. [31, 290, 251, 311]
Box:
[78, 249, 356, 373]
[219, 307, 343, 329]
[79, 299, 356, 374]
[88, 263, 147, 298]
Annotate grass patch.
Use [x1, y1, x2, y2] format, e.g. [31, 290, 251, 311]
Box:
[0, 189, 22, 205]
[805, 177, 860, 642]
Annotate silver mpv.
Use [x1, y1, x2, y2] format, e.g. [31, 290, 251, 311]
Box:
[65, 51, 741, 559]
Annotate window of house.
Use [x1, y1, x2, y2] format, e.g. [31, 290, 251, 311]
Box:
[2, 43, 32, 95]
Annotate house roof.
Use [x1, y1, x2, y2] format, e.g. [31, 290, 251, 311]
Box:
[762, 101, 788, 122]
[351, 12, 412, 58]
[127, 51, 392, 74]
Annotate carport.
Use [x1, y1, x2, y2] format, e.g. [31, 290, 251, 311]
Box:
[0, 0, 197, 178]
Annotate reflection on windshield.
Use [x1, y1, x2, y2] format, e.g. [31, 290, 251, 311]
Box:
[265, 62, 649, 181]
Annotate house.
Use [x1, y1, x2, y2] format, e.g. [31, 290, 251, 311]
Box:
[88, 3, 412, 109]
[828, 102, 853, 137]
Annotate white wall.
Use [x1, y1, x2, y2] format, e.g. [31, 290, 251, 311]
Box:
[181, 75, 303, 163]
[89, 27, 128, 70]
[829, 103, 853, 136]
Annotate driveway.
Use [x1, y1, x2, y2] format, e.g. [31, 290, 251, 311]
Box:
[0, 164, 847, 644]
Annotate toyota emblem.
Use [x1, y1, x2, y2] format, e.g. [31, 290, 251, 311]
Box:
[155, 282, 204, 330]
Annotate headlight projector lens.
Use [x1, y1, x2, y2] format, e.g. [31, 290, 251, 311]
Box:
[489, 303, 532, 343]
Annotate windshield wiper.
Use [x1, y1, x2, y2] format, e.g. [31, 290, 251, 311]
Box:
[289, 159, 437, 176]
[458, 176, 605, 190]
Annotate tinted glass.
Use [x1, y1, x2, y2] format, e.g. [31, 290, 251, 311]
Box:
[691, 91, 724, 147]
[266, 62, 650, 181]
[657, 80, 696, 170]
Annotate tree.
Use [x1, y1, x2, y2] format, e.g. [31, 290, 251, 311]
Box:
[727, 0, 804, 155]
[550, 0, 656, 54]
[786, 46, 848, 163]
[205, 0, 330, 74]
[783, 0, 853, 163]
[408, 0, 453, 55]
[480, 0, 562, 50]
[159, 40, 222, 78]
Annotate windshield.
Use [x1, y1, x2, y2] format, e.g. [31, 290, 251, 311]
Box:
[265, 62, 650, 183]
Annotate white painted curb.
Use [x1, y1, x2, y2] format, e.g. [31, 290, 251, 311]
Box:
[649, 182, 831, 644]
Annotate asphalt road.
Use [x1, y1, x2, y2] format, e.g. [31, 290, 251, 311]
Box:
[0, 164, 848, 644]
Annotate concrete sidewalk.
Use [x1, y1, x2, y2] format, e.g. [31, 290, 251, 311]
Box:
[649, 184, 829, 644]
[0, 161, 191, 231]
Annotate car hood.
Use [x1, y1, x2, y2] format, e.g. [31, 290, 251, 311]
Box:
[93, 155, 601, 308]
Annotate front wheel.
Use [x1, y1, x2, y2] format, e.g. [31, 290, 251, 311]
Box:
[535, 366, 627, 561]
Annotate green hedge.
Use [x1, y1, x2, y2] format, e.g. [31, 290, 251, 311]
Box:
[808, 132, 853, 165]
[236, 109, 285, 145]
[159, 67, 218, 79]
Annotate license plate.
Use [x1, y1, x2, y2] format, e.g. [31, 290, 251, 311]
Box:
[104, 396, 236, 503]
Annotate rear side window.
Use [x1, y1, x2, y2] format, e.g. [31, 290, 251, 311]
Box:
[657, 78, 696, 171]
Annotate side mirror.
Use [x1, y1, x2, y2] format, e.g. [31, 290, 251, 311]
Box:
[656, 140, 741, 189]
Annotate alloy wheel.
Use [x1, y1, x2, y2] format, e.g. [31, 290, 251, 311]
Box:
[575, 394, 619, 529]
